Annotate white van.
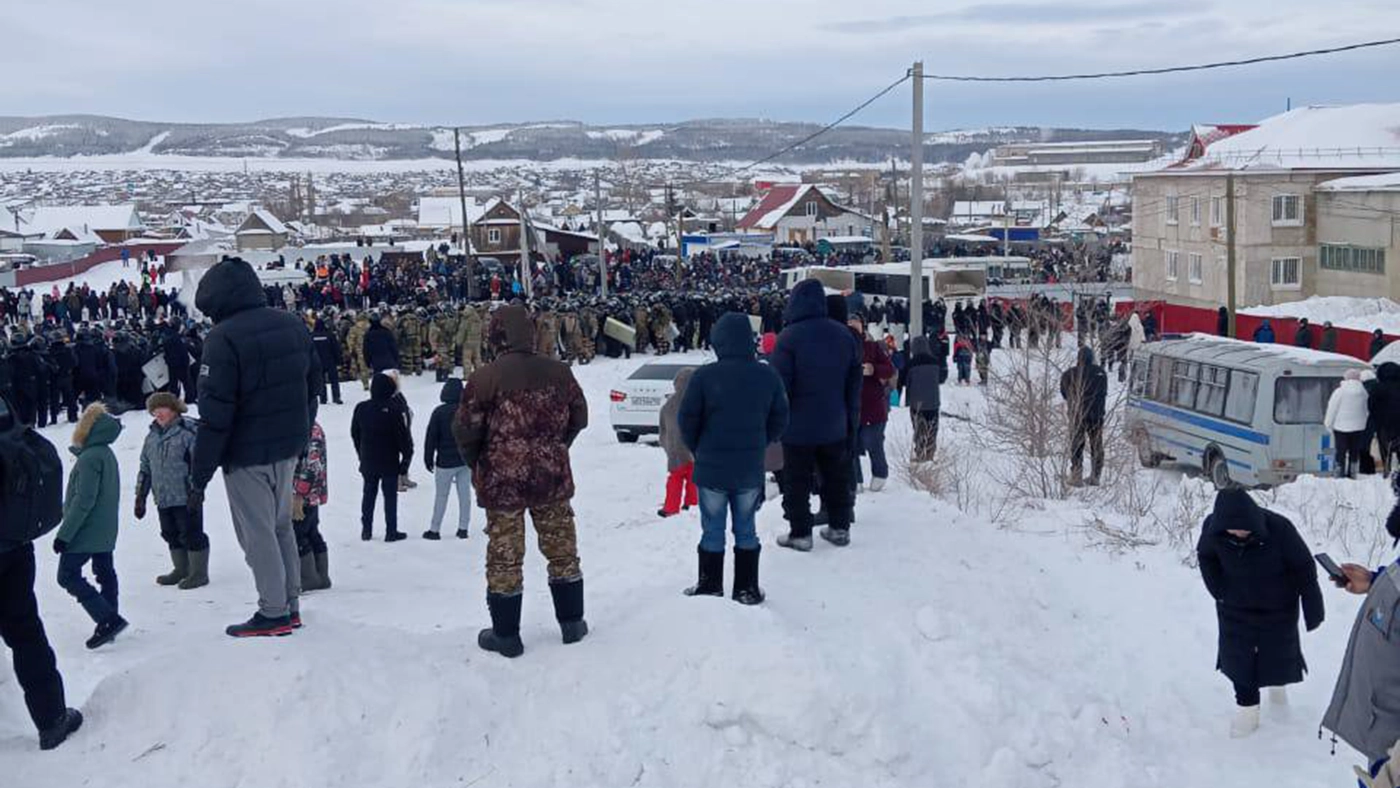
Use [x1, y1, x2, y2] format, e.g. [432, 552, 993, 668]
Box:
[1127, 334, 1370, 488]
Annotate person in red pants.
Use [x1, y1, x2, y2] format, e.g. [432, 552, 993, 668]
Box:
[657, 367, 698, 517]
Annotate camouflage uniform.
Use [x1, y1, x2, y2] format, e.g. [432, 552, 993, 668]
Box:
[632, 305, 651, 354]
[428, 311, 459, 380]
[346, 315, 371, 388]
[650, 303, 673, 356]
[485, 502, 581, 594]
[577, 307, 598, 364]
[398, 312, 425, 375]
[535, 310, 560, 359]
[559, 309, 580, 363]
[455, 306, 484, 374]
[335, 314, 356, 383]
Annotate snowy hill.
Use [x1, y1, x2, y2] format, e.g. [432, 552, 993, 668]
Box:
[0, 115, 1182, 166]
[0, 336, 1389, 786]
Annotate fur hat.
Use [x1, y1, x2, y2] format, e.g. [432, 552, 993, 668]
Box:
[145, 391, 188, 415]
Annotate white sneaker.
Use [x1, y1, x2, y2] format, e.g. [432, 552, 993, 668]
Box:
[1268, 687, 1288, 706]
[869, 477, 887, 493]
[1230, 705, 1260, 738]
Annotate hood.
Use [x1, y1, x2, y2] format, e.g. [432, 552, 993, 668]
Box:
[1077, 346, 1096, 367]
[711, 312, 756, 360]
[1378, 362, 1400, 383]
[72, 403, 122, 451]
[826, 294, 849, 323]
[1208, 488, 1266, 537]
[196, 258, 266, 323]
[1261, 319, 1272, 328]
[370, 372, 397, 402]
[672, 366, 697, 399]
[491, 305, 536, 353]
[910, 335, 933, 361]
[440, 377, 463, 404]
[784, 279, 828, 325]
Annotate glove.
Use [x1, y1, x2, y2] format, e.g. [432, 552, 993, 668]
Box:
[53, 538, 68, 555]
[134, 497, 147, 520]
[187, 486, 205, 510]
[291, 495, 306, 522]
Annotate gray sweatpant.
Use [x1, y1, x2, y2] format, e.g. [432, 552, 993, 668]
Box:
[429, 465, 473, 534]
[225, 459, 300, 619]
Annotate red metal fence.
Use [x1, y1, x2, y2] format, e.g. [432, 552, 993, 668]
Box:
[14, 242, 184, 287]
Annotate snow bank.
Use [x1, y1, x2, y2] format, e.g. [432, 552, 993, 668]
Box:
[1242, 296, 1400, 334]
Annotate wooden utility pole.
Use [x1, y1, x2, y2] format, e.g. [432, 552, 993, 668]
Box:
[454, 129, 476, 299]
[518, 187, 532, 299]
[596, 169, 608, 297]
[1226, 173, 1238, 337]
[909, 61, 925, 338]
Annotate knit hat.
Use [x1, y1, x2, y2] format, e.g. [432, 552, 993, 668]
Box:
[145, 391, 188, 415]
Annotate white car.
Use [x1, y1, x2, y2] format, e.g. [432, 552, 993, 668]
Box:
[609, 362, 695, 443]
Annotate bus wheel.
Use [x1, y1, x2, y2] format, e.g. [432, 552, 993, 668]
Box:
[1208, 452, 1232, 489]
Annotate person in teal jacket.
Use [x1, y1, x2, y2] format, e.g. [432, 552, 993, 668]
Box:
[54, 403, 128, 650]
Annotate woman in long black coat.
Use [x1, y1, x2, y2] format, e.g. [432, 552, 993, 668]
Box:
[1197, 489, 1324, 738]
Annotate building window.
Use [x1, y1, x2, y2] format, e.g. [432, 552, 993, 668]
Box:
[1190, 197, 1201, 226]
[1188, 253, 1203, 284]
[805, 201, 818, 217]
[1166, 250, 1180, 281]
[1210, 196, 1223, 227]
[1272, 194, 1302, 226]
[1166, 195, 1179, 225]
[487, 228, 501, 244]
[1320, 243, 1386, 274]
[1271, 257, 1301, 289]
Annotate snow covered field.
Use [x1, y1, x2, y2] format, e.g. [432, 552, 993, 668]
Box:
[0, 338, 1392, 786]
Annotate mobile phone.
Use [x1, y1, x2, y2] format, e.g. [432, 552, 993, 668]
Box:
[1315, 553, 1346, 582]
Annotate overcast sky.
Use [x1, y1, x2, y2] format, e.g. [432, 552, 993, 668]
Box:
[2, 0, 1397, 132]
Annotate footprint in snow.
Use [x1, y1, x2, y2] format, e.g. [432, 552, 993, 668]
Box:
[915, 606, 950, 643]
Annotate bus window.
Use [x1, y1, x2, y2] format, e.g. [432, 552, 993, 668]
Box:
[1197, 365, 1228, 417]
[1129, 359, 1148, 396]
[1170, 361, 1200, 410]
[1224, 370, 1258, 423]
[1273, 377, 1339, 424]
[1149, 356, 1173, 402]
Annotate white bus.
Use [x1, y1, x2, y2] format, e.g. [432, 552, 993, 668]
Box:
[1127, 334, 1370, 488]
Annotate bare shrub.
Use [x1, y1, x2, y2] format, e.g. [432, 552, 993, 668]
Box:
[891, 430, 984, 515]
[982, 340, 1076, 500]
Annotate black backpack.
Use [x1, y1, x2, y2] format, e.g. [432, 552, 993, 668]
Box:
[0, 395, 64, 545]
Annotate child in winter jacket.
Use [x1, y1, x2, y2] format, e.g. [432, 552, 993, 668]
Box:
[657, 367, 699, 517]
[953, 337, 974, 385]
[55, 403, 128, 649]
[135, 392, 207, 590]
[292, 421, 331, 590]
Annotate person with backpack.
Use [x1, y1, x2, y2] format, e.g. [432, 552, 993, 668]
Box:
[291, 421, 331, 591]
[54, 402, 128, 650]
[0, 394, 83, 750]
[135, 392, 208, 590]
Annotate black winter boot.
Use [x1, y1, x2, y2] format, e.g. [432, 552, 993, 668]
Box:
[38, 709, 83, 751]
[549, 578, 588, 645]
[732, 546, 765, 606]
[684, 548, 725, 597]
[478, 593, 525, 658]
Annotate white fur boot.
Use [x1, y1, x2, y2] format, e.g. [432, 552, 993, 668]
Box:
[1230, 705, 1260, 738]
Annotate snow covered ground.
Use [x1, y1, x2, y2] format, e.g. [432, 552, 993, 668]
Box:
[0, 336, 1392, 786]
[1243, 296, 1400, 335]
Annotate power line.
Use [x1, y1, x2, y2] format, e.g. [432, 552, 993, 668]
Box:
[921, 37, 1400, 82]
[717, 74, 911, 180]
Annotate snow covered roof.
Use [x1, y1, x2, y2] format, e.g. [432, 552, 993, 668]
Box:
[236, 208, 289, 236]
[736, 185, 807, 230]
[1167, 104, 1400, 173]
[949, 201, 1006, 220]
[417, 196, 483, 227]
[1242, 296, 1400, 334]
[22, 204, 144, 236]
[1315, 172, 1400, 193]
[1157, 333, 1369, 368]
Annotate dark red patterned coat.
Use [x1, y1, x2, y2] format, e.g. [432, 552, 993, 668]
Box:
[454, 305, 588, 510]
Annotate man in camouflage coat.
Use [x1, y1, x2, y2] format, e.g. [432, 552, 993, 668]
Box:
[632, 303, 651, 354]
[577, 305, 598, 365]
[345, 313, 371, 390]
[454, 304, 588, 659]
[455, 305, 484, 375]
[397, 309, 426, 375]
[650, 301, 674, 356]
[428, 309, 459, 382]
[558, 307, 580, 364]
[535, 307, 560, 360]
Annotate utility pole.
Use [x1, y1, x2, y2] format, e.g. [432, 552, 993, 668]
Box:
[596, 169, 608, 297]
[454, 128, 476, 299]
[518, 187, 532, 299]
[1226, 173, 1238, 337]
[909, 61, 925, 338]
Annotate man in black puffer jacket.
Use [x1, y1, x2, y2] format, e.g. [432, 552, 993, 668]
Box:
[191, 257, 321, 639]
[311, 318, 343, 405]
[423, 377, 471, 540]
[362, 313, 400, 373]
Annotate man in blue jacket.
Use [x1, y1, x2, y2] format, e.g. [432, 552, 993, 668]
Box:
[678, 312, 788, 603]
[770, 279, 862, 550]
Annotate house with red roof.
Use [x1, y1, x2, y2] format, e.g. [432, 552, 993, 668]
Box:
[735, 184, 872, 245]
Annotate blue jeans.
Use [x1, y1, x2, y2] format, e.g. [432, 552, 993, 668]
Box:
[56, 552, 119, 625]
[430, 465, 473, 533]
[853, 422, 889, 484]
[698, 487, 760, 552]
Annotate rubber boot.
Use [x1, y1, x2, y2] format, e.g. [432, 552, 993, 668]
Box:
[179, 549, 209, 590]
[478, 593, 525, 658]
[683, 548, 725, 597]
[299, 552, 321, 593]
[314, 551, 331, 590]
[731, 546, 766, 605]
[549, 578, 588, 644]
[157, 549, 189, 586]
